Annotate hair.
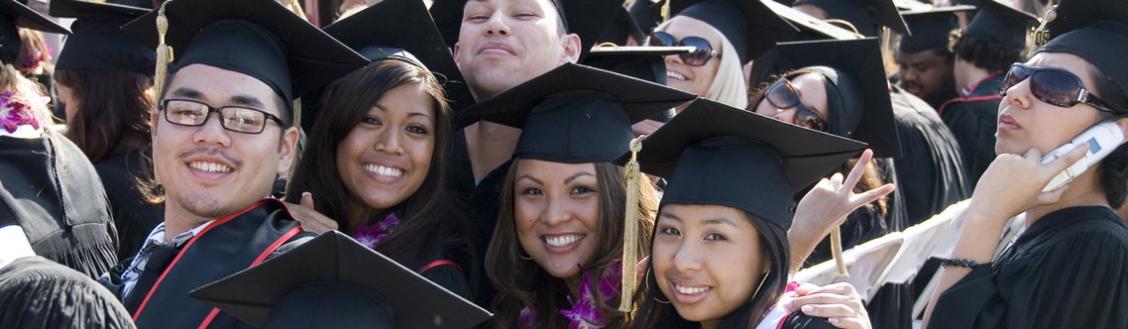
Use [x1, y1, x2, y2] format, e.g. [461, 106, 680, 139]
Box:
[486, 160, 659, 329]
[284, 59, 470, 266]
[631, 208, 790, 329]
[654, 20, 748, 109]
[16, 28, 49, 75]
[951, 32, 1029, 73]
[56, 69, 155, 162]
[1088, 64, 1128, 209]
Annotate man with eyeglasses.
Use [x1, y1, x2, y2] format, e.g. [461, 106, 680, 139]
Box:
[97, 0, 367, 327]
[939, 1, 1039, 186]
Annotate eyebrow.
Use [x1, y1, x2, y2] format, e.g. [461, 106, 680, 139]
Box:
[659, 211, 682, 222]
[703, 218, 738, 227]
[229, 94, 266, 108]
[563, 172, 594, 185]
[516, 174, 544, 186]
[170, 87, 203, 99]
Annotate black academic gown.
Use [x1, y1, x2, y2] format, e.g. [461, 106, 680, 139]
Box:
[939, 73, 1006, 186]
[447, 129, 511, 307]
[94, 146, 164, 263]
[890, 86, 972, 225]
[927, 206, 1128, 329]
[114, 198, 309, 329]
[0, 256, 135, 329]
[0, 134, 118, 278]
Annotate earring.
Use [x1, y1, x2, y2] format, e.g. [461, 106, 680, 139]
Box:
[750, 271, 770, 300]
[518, 250, 533, 261]
[647, 268, 671, 304]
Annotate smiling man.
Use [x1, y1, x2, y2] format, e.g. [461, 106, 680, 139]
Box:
[101, 0, 367, 327]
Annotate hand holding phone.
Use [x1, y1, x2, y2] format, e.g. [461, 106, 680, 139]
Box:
[1040, 122, 1126, 192]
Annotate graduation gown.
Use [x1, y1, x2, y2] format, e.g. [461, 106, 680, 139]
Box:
[119, 198, 308, 329]
[0, 256, 135, 329]
[939, 73, 1006, 185]
[447, 129, 512, 306]
[889, 86, 972, 225]
[94, 146, 164, 263]
[0, 134, 118, 278]
[927, 206, 1128, 329]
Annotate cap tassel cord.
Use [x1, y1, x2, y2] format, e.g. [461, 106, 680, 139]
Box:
[619, 137, 643, 314]
[831, 228, 849, 279]
[154, 0, 173, 101]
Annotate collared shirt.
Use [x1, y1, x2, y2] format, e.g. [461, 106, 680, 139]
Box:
[119, 220, 213, 297]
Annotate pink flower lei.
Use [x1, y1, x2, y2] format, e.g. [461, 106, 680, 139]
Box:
[0, 91, 38, 134]
[518, 261, 622, 329]
[351, 213, 400, 250]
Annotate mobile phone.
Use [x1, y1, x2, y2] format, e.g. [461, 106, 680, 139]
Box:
[1040, 121, 1126, 192]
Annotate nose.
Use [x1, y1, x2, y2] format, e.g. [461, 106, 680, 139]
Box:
[670, 240, 703, 274]
[191, 112, 232, 147]
[373, 125, 404, 155]
[483, 12, 510, 36]
[771, 107, 796, 123]
[1003, 79, 1034, 110]
[542, 195, 572, 227]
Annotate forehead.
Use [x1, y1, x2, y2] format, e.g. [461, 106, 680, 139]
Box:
[1027, 52, 1099, 88]
[167, 64, 285, 117]
[659, 204, 755, 228]
[515, 159, 597, 180]
[660, 16, 726, 47]
[898, 49, 947, 64]
[464, 0, 558, 13]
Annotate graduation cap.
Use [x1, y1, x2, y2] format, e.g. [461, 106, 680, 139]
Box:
[429, 0, 622, 61]
[754, 38, 900, 158]
[762, 0, 861, 41]
[595, 6, 646, 46]
[791, 0, 909, 37]
[0, 0, 70, 63]
[628, 98, 866, 230]
[1038, 20, 1128, 112]
[628, 0, 666, 36]
[963, 0, 1038, 50]
[1041, 0, 1128, 41]
[298, 0, 474, 131]
[669, 0, 798, 63]
[457, 62, 694, 163]
[121, 0, 369, 109]
[52, 0, 154, 75]
[583, 46, 694, 122]
[898, 5, 976, 54]
[190, 231, 492, 329]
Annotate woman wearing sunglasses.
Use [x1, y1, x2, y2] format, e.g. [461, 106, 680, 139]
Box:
[922, 18, 1128, 329]
[648, 0, 796, 110]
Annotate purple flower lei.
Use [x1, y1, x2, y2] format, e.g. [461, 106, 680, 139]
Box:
[351, 213, 400, 249]
[0, 91, 37, 134]
[518, 261, 622, 329]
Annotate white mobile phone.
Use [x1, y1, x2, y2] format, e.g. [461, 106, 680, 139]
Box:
[1040, 122, 1126, 192]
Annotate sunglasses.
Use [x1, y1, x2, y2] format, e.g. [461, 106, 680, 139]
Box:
[647, 31, 721, 67]
[1001, 63, 1122, 113]
[766, 78, 827, 131]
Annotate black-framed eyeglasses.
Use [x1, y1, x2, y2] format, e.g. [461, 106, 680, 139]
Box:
[646, 31, 721, 67]
[766, 78, 828, 131]
[158, 99, 287, 134]
[1001, 63, 1124, 114]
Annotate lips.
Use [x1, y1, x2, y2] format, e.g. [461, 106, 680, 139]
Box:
[477, 42, 516, 56]
[181, 152, 239, 182]
[998, 113, 1022, 130]
[667, 70, 689, 81]
[542, 233, 584, 252]
[669, 279, 712, 304]
[361, 161, 407, 184]
[188, 161, 232, 173]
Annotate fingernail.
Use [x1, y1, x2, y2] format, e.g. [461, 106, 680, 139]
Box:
[302, 192, 311, 197]
[802, 305, 814, 313]
[829, 318, 840, 324]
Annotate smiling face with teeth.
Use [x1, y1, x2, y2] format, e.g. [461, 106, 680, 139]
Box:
[335, 83, 436, 217]
[656, 16, 725, 100]
[511, 159, 602, 280]
[651, 204, 769, 325]
[152, 64, 300, 235]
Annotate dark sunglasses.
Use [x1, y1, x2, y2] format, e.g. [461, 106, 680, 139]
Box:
[647, 31, 721, 67]
[1001, 63, 1122, 113]
[766, 78, 827, 131]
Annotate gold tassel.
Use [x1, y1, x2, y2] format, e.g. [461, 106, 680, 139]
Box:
[153, 0, 173, 101]
[831, 228, 849, 279]
[658, 0, 669, 22]
[619, 137, 643, 314]
[1033, 5, 1056, 47]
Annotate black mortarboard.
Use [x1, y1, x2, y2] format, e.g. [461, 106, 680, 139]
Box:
[756, 38, 900, 157]
[629, 99, 866, 230]
[791, 0, 909, 36]
[898, 5, 975, 53]
[670, 0, 798, 63]
[1042, 0, 1128, 40]
[0, 257, 135, 329]
[430, 0, 622, 61]
[763, 0, 861, 41]
[628, 0, 666, 35]
[299, 0, 474, 131]
[457, 63, 695, 163]
[191, 231, 492, 329]
[584, 46, 693, 122]
[0, 0, 69, 63]
[963, 0, 1038, 50]
[1038, 20, 1128, 112]
[52, 0, 154, 75]
[122, 0, 368, 104]
[596, 6, 646, 46]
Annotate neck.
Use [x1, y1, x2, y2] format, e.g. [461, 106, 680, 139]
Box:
[162, 202, 213, 241]
[700, 319, 720, 329]
[344, 198, 383, 234]
[959, 66, 991, 95]
[465, 122, 520, 182]
[1026, 169, 1110, 225]
[565, 275, 582, 299]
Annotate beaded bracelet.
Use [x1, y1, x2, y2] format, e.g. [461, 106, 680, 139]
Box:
[939, 258, 984, 268]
